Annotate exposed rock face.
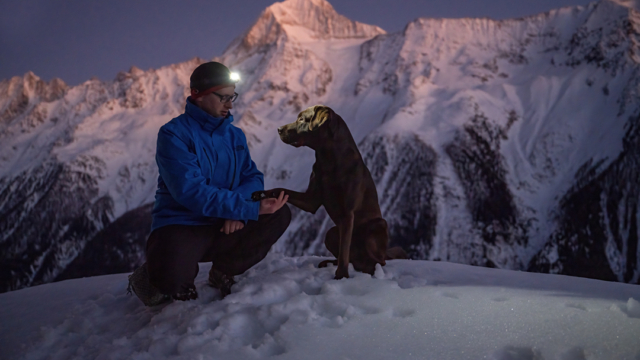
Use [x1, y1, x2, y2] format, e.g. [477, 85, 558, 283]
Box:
[529, 115, 640, 283]
[1, 0, 640, 292]
[361, 133, 438, 259]
[0, 157, 113, 290]
[0, 73, 68, 137]
[445, 107, 530, 269]
[56, 203, 152, 281]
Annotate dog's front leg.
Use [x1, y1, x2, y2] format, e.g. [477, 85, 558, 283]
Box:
[253, 188, 322, 214]
[335, 212, 354, 279]
[278, 189, 322, 214]
[252, 167, 323, 213]
[251, 186, 322, 214]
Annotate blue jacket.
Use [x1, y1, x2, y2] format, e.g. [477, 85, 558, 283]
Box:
[151, 98, 263, 231]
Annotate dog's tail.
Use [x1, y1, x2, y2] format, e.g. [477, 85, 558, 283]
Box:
[385, 247, 408, 260]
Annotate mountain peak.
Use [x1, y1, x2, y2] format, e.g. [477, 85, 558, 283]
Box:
[0, 72, 68, 104]
[269, 0, 385, 39]
[235, 0, 385, 50]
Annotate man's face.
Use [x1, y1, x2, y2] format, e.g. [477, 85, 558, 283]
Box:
[194, 85, 235, 118]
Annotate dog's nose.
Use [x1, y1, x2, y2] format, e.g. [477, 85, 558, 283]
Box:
[277, 126, 284, 134]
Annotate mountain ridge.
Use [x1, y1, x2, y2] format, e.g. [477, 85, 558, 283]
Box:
[1, 0, 639, 292]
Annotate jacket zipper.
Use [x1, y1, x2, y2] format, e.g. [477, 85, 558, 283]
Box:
[229, 148, 236, 190]
[203, 148, 213, 177]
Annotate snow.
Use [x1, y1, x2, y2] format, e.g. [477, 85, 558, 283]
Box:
[1, 255, 639, 360]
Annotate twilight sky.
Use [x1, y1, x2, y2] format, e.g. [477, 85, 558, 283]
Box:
[1, 0, 596, 86]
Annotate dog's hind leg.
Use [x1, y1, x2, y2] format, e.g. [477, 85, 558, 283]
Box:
[318, 259, 338, 268]
[318, 226, 339, 268]
[334, 213, 354, 279]
[386, 247, 408, 260]
[319, 221, 399, 274]
[349, 219, 388, 275]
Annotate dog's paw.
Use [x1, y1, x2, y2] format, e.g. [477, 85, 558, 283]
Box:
[318, 259, 337, 268]
[252, 189, 283, 201]
[334, 267, 350, 280]
[251, 191, 267, 202]
[386, 246, 409, 260]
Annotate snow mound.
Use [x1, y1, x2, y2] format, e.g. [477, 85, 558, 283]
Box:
[1, 256, 639, 360]
[627, 297, 640, 318]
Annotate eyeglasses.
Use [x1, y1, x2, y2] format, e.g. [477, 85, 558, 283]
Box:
[212, 92, 238, 103]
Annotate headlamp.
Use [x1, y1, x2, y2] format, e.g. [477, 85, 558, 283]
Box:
[230, 72, 241, 82]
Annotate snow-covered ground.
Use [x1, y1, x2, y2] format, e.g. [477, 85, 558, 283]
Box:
[1, 255, 639, 360]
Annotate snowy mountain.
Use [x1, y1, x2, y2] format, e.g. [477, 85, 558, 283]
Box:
[1, 0, 640, 292]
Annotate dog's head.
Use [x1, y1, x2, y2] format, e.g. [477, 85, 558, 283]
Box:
[277, 105, 338, 149]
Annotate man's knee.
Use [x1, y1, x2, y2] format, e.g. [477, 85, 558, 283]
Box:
[264, 204, 291, 246]
[276, 204, 292, 229]
[260, 204, 291, 233]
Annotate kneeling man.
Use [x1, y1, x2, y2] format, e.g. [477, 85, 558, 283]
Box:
[130, 62, 290, 306]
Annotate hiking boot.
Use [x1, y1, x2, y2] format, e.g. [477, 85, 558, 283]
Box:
[173, 287, 198, 301]
[127, 263, 171, 307]
[208, 268, 235, 298]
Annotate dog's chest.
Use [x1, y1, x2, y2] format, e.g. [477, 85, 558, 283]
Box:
[317, 166, 364, 214]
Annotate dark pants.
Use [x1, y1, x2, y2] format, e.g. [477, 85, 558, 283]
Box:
[146, 205, 291, 295]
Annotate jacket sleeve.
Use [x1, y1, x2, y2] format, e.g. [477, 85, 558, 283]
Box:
[234, 135, 264, 200]
[156, 125, 260, 221]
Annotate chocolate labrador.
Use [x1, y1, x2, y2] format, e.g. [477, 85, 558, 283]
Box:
[252, 105, 407, 279]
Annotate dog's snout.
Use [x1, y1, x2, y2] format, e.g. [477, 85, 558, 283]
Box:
[277, 126, 284, 134]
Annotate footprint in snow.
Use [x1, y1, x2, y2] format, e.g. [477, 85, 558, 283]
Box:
[392, 308, 416, 318]
[320, 282, 371, 297]
[491, 297, 509, 302]
[492, 345, 544, 360]
[557, 347, 586, 360]
[565, 303, 587, 311]
[438, 291, 460, 300]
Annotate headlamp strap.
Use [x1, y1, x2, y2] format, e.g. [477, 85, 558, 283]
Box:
[191, 84, 227, 100]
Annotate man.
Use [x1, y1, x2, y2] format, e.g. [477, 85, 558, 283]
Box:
[129, 62, 290, 306]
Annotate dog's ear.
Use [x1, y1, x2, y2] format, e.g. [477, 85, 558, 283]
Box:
[309, 105, 330, 131]
[309, 105, 340, 138]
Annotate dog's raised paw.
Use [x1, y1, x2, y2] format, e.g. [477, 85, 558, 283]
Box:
[251, 191, 266, 202]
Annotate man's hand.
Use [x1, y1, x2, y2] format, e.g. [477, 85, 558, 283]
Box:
[221, 219, 244, 234]
[221, 192, 287, 233]
[259, 191, 288, 215]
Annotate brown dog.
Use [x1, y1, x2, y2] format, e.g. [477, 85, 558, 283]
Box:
[252, 105, 407, 279]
